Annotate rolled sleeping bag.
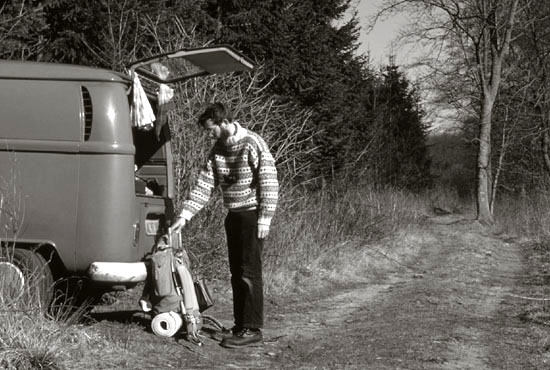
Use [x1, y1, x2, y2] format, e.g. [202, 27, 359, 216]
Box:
[175, 264, 199, 312]
[151, 311, 182, 337]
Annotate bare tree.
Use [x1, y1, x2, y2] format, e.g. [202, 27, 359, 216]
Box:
[374, 0, 521, 223]
[520, 0, 550, 176]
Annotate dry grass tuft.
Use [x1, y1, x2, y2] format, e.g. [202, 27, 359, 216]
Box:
[0, 308, 64, 370]
[494, 191, 550, 241]
[0, 248, 94, 369]
[262, 180, 429, 294]
[427, 185, 468, 214]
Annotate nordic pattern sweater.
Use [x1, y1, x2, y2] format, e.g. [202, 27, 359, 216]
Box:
[180, 122, 279, 226]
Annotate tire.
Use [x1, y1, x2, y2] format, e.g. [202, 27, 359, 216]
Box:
[0, 248, 55, 309]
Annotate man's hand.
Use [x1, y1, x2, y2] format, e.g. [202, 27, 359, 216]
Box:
[258, 224, 270, 239]
[170, 216, 187, 233]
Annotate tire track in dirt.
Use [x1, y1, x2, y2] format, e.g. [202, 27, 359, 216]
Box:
[82, 214, 537, 369]
[255, 215, 530, 369]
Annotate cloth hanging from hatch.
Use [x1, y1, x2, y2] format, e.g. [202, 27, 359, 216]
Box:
[131, 74, 155, 131]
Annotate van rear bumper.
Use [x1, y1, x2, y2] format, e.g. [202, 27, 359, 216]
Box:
[87, 262, 147, 284]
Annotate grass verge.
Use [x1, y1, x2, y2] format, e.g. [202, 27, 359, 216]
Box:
[495, 191, 550, 242]
[494, 190, 550, 368]
[264, 181, 429, 294]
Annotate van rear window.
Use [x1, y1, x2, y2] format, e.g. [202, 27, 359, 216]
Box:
[133, 127, 168, 168]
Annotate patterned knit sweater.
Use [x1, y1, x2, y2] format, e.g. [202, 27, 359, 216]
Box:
[180, 122, 279, 226]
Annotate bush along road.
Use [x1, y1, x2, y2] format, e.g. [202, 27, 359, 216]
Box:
[73, 213, 550, 369]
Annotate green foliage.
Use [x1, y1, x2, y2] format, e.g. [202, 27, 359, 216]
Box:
[205, 0, 360, 97]
[205, 0, 376, 177]
[205, 0, 431, 184]
[0, 0, 52, 60]
[38, 0, 215, 69]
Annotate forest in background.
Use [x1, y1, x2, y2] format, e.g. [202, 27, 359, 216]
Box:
[0, 0, 431, 192]
[377, 0, 550, 224]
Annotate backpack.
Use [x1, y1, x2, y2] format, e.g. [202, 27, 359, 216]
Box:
[149, 244, 183, 315]
[140, 233, 205, 342]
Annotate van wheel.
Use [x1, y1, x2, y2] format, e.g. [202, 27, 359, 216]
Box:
[0, 248, 54, 308]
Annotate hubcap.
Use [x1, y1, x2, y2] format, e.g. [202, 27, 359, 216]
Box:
[0, 261, 25, 303]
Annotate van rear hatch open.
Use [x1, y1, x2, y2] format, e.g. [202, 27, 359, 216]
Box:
[130, 45, 255, 200]
[127, 45, 254, 84]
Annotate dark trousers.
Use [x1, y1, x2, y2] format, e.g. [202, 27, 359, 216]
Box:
[225, 210, 264, 329]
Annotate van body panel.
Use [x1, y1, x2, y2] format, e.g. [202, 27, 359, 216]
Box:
[83, 83, 132, 145]
[73, 80, 145, 270]
[0, 139, 134, 155]
[0, 139, 80, 153]
[0, 151, 79, 269]
[75, 154, 136, 271]
[0, 80, 82, 141]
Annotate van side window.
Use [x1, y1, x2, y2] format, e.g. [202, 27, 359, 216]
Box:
[81, 86, 93, 141]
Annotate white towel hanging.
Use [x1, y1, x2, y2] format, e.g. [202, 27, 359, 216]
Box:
[131, 74, 155, 131]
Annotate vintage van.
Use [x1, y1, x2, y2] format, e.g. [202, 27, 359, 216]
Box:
[0, 46, 253, 304]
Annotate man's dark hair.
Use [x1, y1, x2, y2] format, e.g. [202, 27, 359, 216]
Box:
[198, 102, 232, 126]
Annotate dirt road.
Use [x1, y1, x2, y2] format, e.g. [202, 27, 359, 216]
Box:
[79, 214, 548, 369]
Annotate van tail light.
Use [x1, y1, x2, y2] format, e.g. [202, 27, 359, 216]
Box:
[133, 222, 140, 247]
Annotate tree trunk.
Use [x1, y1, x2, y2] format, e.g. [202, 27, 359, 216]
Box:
[541, 112, 550, 175]
[490, 119, 508, 213]
[477, 94, 495, 224]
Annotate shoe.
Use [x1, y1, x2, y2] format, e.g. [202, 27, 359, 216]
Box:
[220, 328, 262, 348]
[211, 326, 242, 342]
[139, 299, 152, 313]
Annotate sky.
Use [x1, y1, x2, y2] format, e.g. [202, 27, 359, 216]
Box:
[350, 0, 458, 132]
[353, 0, 402, 64]
[351, 0, 420, 70]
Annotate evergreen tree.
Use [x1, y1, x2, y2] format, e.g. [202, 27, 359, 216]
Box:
[371, 65, 431, 189]
[0, 0, 51, 60]
[204, 0, 374, 177]
[40, 0, 215, 69]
